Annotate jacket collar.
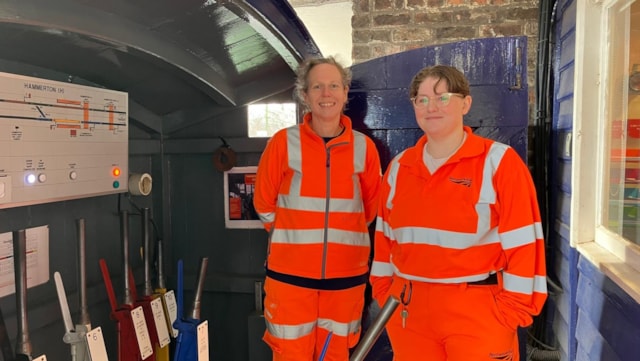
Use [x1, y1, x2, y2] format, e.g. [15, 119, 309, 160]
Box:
[399, 126, 487, 168]
[300, 112, 353, 142]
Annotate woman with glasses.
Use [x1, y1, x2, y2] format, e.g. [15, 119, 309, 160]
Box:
[253, 56, 382, 361]
[369, 65, 547, 360]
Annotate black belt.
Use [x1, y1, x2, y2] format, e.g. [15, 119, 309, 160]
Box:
[467, 273, 498, 286]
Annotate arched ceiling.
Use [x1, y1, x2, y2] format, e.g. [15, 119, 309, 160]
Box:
[0, 0, 321, 135]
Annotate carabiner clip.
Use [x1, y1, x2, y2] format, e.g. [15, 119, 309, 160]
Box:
[399, 281, 412, 306]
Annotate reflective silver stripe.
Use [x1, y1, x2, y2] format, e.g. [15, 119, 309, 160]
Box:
[287, 127, 303, 196]
[478, 142, 506, 205]
[282, 126, 365, 212]
[475, 143, 507, 236]
[534, 222, 544, 240]
[376, 217, 396, 241]
[395, 226, 500, 248]
[317, 318, 360, 337]
[501, 223, 538, 250]
[352, 131, 367, 173]
[370, 260, 394, 277]
[385, 153, 403, 210]
[384, 141, 545, 287]
[387, 142, 540, 252]
[392, 262, 496, 284]
[278, 194, 363, 213]
[266, 319, 315, 340]
[503, 271, 535, 295]
[534, 275, 548, 294]
[271, 228, 369, 246]
[258, 211, 275, 224]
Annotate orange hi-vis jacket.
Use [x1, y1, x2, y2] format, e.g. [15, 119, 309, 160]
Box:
[254, 113, 381, 280]
[370, 126, 547, 330]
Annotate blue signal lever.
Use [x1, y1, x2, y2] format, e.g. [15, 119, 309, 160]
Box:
[172, 257, 209, 361]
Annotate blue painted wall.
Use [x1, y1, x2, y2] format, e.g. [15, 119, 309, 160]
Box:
[550, 1, 640, 360]
[346, 37, 530, 171]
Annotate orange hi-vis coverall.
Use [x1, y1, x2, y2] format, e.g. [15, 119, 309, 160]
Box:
[254, 113, 381, 361]
[370, 126, 547, 361]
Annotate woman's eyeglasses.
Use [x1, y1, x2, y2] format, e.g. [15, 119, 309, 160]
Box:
[411, 92, 464, 108]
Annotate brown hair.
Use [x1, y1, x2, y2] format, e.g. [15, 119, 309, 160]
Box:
[408, 65, 470, 98]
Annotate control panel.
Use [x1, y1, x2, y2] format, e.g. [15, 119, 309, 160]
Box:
[0, 72, 128, 209]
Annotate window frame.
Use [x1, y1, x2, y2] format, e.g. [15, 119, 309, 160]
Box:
[573, 0, 640, 302]
[247, 102, 298, 138]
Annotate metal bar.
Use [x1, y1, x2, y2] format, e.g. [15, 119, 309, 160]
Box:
[349, 295, 400, 361]
[141, 209, 170, 361]
[153, 234, 171, 361]
[254, 281, 263, 312]
[128, 269, 139, 304]
[188, 258, 209, 320]
[143, 208, 153, 297]
[121, 210, 133, 306]
[173, 258, 209, 361]
[13, 229, 32, 360]
[77, 218, 91, 329]
[173, 260, 185, 361]
[74, 218, 91, 361]
[156, 238, 166, 290]
[55, 271, 90, 361]
[176, 260, 184, 324]
[128, 269, 158, 361]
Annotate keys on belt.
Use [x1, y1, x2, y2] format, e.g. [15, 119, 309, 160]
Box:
[400, 282, 412, 329]
[397, 274, 497, 329]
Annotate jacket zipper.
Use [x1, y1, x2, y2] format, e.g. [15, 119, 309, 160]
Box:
[322, 147, 330, 279]
[321, 140, 348, 279]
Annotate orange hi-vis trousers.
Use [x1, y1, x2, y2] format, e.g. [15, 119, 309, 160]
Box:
[385, 275, 520, 361]
[262, 277, 365, 361]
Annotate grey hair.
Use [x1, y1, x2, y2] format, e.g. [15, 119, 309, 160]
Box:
[293, 56, 352, 112]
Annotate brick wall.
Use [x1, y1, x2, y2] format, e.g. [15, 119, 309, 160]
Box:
[352, 0, 539, 87]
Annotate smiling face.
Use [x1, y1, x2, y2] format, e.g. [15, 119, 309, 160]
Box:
[302, 63, 349, 124]
[414, 76, 472, 139]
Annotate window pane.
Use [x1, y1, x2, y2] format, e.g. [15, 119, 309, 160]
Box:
[248, 103, 297, 138]
[605, 1, 640, 245]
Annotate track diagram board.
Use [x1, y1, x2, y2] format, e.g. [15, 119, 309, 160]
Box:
[0, 72, 128, 208]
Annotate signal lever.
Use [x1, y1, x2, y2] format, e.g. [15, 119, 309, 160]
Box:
[54, 219, 92, 361]
[128, 208, 170, 361]
[172, 258, 209, 361]
[100, 210, 153, 361]
[13, 230, 46, 361]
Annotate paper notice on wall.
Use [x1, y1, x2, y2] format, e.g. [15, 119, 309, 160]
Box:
[0, 225, 49, 297]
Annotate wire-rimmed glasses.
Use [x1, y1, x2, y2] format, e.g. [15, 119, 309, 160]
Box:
[411, 92, 465, 108]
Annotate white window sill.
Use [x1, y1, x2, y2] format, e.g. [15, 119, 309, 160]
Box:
[577, 241, 640, 304]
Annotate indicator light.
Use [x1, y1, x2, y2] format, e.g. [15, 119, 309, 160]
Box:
[112, 167, 121, 177]
[26, 174, 36, 184]
[113, 181, 120, 188]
